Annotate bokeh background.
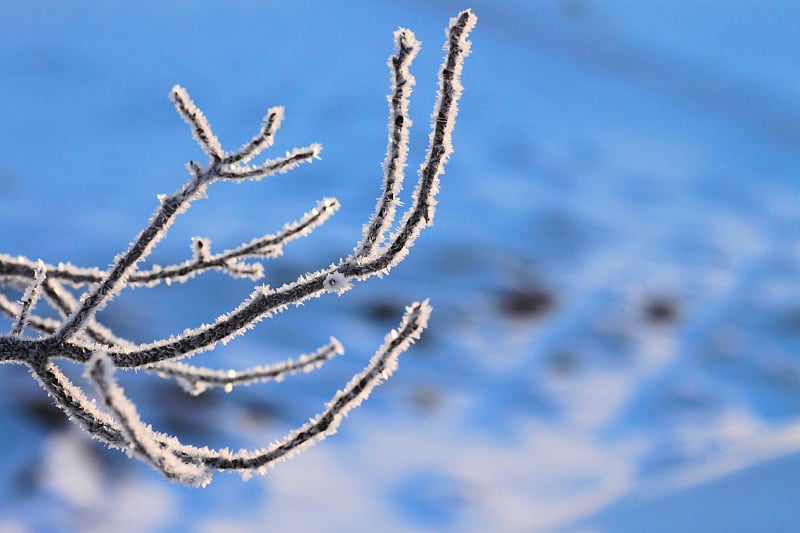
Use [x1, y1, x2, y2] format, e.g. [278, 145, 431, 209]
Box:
[1, 1, 800, 531]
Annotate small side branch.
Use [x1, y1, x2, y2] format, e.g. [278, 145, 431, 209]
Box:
[356, 28, 420, 258]
[10, 260, 46, 337]
[151, 338, 344, 395]
[0, 292, 58, 337]
[0, 253, 107, 287]
[131, 197, 340, 287]
[225, 106, 285, 165]
[219, 144, 322, 180]
[171, 85, 224, 160]
[0, 198, 339, 290]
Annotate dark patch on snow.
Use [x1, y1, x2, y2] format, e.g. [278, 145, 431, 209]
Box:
[408, 384, 442, 414]
[363, 299, 403, 323]
[497, 285, 556, 320]
[642, 295, 680, 325]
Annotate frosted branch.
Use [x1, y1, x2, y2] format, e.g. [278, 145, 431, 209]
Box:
[199, 300, 431, 474]
[219, 144, 322, 180]
[131, 197, 340, 286]
[342, 9, 477, 279]
[0, 10, 475, 485]
[10, 260, 46, 337]
[0, 291, 58, 338]
[0, 254, 106, 287]
[0, 198, 338, 289]
[151, 338, 344, 395]
[356, 28, 419, 258]
[225, 106, 285, 165]
[171, 85, 224, 160]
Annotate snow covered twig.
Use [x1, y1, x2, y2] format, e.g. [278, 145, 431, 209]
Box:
[0, 10, 476, 485]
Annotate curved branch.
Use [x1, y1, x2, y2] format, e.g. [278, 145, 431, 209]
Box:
[151, 338, 344, 395]
[356, 28, 419, 257]
[200, 300, 430, 473]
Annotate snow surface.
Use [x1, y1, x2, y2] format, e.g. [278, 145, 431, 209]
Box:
[1, 1, 799, 531]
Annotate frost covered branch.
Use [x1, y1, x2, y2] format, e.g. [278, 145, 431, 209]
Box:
[0, 10, 476, 485]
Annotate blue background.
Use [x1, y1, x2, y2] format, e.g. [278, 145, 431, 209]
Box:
[1, 1, 800, 531]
